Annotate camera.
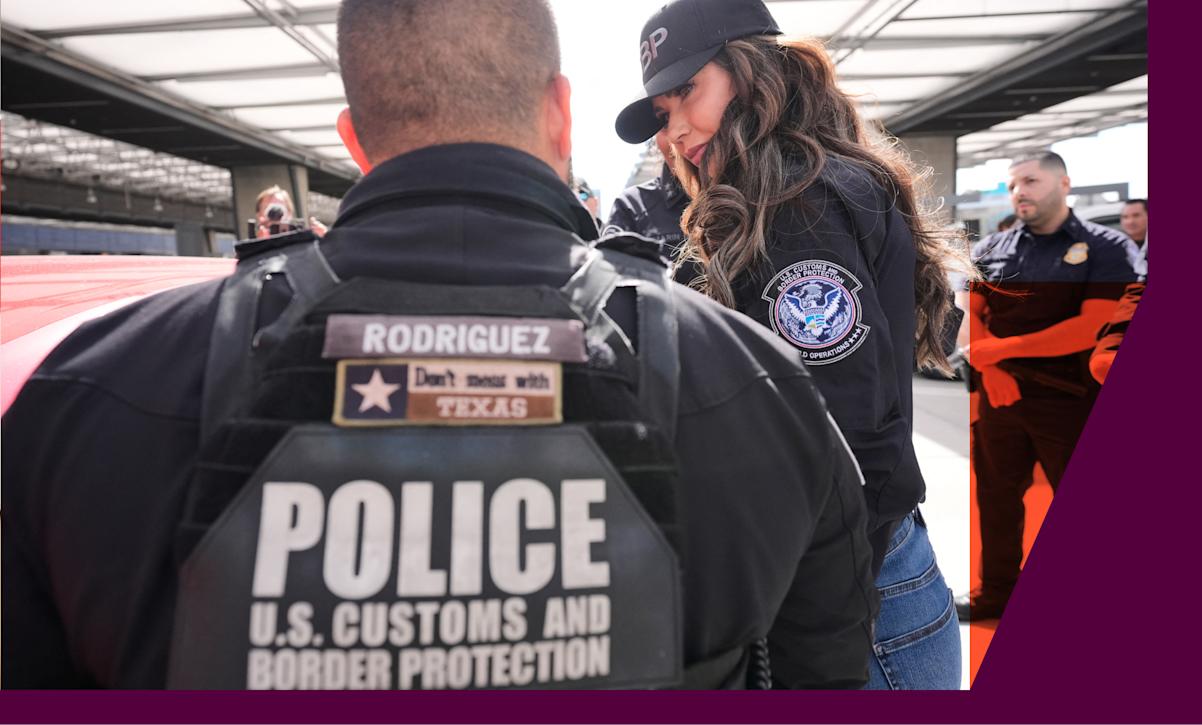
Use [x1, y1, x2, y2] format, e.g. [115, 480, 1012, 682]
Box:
[246, 203, 308, 238]
[264, 203, 288, 222]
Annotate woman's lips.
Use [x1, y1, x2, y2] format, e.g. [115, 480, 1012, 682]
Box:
[686, 143, 707, 166]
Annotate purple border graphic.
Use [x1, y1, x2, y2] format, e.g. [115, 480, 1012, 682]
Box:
[2, 5, 1183, 723]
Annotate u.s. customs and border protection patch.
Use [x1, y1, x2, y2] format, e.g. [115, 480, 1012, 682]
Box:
[761, 259, 870, 365]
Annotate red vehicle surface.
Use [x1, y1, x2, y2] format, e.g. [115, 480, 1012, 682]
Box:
[1, 255, 235, 415]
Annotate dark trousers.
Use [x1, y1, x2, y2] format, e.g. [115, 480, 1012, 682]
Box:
[972, 391, 1097, 595]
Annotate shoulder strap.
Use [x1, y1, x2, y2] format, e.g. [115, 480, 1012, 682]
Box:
[560, 245, 680, 442]
[200, 240, 340, 441]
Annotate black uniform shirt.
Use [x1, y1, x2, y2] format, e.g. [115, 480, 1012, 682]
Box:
[604, 163, 690, 257]
[603, 163, 705, 286]
[972, 212, 1139, 384]
[728, 157, 924, 569]
[2, 143, 875, 689]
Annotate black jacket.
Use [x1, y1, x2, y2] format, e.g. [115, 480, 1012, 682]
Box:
[729, 157, 926, 570]
[608, 157, 935, 570]
[2, 144, 876, 689]
[604, 163, 691, 259]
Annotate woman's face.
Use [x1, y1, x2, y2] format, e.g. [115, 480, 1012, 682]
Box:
[651, 61, 736, 173]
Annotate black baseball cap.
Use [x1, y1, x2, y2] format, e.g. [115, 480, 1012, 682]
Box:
[614, 0, 782, 144]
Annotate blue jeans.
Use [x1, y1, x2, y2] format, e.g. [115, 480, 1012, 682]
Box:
[865, 512, 961, 690]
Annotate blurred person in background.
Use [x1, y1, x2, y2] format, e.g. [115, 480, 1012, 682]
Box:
[572, 177, 601, 225]
[604, 128, 691, 266]
[253, 184, 328, 239]
[1120, 199, 1147, 249]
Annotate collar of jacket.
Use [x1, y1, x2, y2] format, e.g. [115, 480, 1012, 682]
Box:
[334, 143, 599, 241]
[659, 162, 687, 205]
[1012, 209, 1087, 243]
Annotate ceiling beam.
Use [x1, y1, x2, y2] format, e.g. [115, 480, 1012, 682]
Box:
[959, 102, 1147, 163]
[886, 1, 1146, 134]
[33, 5, 338, 38]
[96, 125, 189, 135]
[828, 0, 919, 63]
[241, 0, 339, 73]
[894, 8, 1125, 22]
[142, 62, 331, 83]
[835, 34, 1049, 50]
[211, 96, 345, 110]
[259, 123, 338, 132]
[839, 71, 971, 80]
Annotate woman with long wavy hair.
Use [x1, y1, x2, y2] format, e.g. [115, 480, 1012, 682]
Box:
[614, 0, 967, 689]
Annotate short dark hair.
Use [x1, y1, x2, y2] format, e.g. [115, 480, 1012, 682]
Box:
[1124, 198, 1148, 212]
[1009, 150, 1068, 176]
[337, 0, 561, 160]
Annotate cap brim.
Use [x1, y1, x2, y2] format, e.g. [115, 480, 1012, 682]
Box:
[614, 44, 724, 144]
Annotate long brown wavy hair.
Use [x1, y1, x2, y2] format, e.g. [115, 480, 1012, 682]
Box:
[672, 36, 971, 371]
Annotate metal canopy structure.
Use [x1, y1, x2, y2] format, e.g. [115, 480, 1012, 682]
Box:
[1, 0, 356, 198]
[0, 110, 344, 231]
[2, 111, 235, 207]
[2, 0, 1147, 206]
[841, 1, 1147, 129]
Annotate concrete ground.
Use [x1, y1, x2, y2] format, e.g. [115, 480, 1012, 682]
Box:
[912, 374, 1054, 690]
[910, 373, 972, 689]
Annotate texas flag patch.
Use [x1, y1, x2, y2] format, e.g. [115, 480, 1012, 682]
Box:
[333, 358, 562, 427]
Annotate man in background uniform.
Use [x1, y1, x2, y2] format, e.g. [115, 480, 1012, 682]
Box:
[2, 0, 875, 690]
[604, 130, 690, 261]
[1119, 198, 1147, 249]
[956, 151, 1139, 621]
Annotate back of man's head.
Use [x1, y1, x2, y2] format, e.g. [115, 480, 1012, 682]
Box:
[338, 0, 561, 163]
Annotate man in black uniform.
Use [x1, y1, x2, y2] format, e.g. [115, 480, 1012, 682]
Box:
[604, 130, 691, 262]
[2, 0, 875, 690]
[957, 151, 1139, 621]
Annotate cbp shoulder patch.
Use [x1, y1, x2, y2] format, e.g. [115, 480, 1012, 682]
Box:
[761, 259, 870, 365]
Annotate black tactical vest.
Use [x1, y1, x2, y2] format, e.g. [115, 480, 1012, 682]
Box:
[165, 231, 751, 690]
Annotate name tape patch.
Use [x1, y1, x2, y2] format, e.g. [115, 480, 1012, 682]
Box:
[334, 358, 562, 427]
[324, 315, 587, 362]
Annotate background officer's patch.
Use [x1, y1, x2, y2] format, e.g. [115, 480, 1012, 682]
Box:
[1064, 241, 1089, 265]
[761, 260, 870, 365]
